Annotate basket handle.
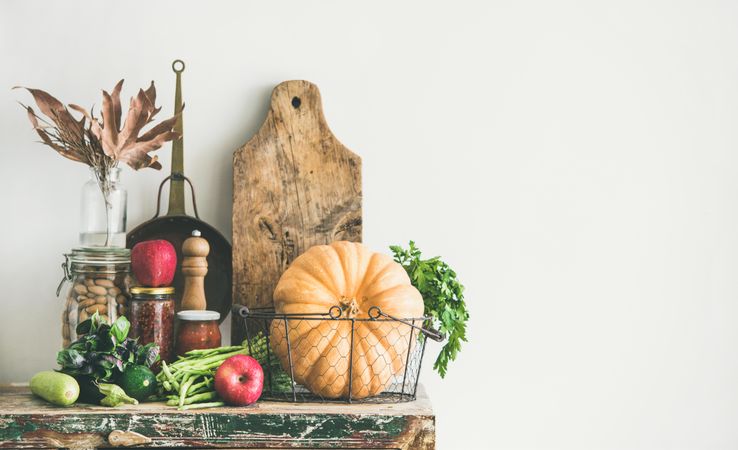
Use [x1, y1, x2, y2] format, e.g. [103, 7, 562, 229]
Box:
[232, 304, 445, 342]
[420, 324, 445, 342]
[367, 306, 445, 342]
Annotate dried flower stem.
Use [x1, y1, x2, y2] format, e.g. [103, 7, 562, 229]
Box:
[31, 110, 117, 245]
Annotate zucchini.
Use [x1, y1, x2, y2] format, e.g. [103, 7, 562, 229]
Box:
[30, 371, 79, 406]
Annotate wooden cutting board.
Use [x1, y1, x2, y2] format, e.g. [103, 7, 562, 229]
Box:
[232, 80, 362, 342]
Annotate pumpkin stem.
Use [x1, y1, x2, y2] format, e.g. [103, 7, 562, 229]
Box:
[338, 296, 360, 318]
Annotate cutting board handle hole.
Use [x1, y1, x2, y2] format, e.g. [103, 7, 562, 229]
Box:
[291, 97, 301, 109]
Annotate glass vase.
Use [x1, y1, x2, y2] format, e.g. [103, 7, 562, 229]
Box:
[80, 167, 127, 247]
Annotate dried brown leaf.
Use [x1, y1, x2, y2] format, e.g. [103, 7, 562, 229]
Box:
[143, 81, 156, 105]
[100, 89, 118, 157]
[15, 86, 84, 140]
[142, 81, 162, 121]
[111, 79, 124, 130]
[25, 105, 85, 163]
[93, 81, 176, 170]
[115, 90, 149, 151]
[116, 146, 159, 170]
[17, 79, 175, 171]
[70, 104, 103, 142]
[137, 114, 178, 142]
[68, 103, 90, 119]
[116, 129, 177, 169]
[68, 103, 91, 126]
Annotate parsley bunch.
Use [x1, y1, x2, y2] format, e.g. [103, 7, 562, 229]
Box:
[390, 241, 468, 378]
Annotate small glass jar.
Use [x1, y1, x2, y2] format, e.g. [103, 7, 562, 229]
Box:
[80, 167, 127, 248]
[129, 287, 176, 364]
[175, 311, 221, 355]
[57, 247, 131, 348]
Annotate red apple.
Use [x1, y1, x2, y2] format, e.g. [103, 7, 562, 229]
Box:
[131, 240, 177, 287]
[214, 355, 264, 406]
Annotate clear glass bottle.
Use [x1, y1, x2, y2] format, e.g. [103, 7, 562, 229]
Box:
[58, 247, 132, 348]
[80, 167, 127, 247]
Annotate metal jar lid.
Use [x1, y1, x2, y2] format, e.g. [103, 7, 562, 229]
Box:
[130, 286, 175, 296]
[57, 247, 131, 296]
[66, 247, 131, 266]
[177, 310, 220, 321]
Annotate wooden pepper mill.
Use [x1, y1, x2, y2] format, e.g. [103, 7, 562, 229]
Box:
[180, 230, 209, 310]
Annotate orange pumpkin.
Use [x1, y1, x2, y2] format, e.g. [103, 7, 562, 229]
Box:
[270, 241, 424, 398]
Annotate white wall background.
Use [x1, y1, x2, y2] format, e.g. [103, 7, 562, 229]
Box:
[2, 0, 738, 448]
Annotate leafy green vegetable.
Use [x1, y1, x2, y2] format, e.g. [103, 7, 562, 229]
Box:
[111, 317, 130, 343]
[57, 313, 159, 383]
[98, 383, 138, 406]
[390, 241, 468, 378]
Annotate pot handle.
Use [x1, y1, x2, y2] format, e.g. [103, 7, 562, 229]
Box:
[153, 173, 201, 219]
[167, 59, 186, 216]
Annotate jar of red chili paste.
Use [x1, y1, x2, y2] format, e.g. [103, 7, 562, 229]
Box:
[175, 310, 221, 355]
[129, 286, 175, 364]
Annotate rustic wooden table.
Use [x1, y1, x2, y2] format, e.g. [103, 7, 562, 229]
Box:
[0, 385, 434, 449]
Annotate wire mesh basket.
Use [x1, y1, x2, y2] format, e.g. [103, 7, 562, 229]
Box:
[233, 304, 443, 403]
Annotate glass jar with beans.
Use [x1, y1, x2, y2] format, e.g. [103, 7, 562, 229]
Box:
[57, 247, 132, 348]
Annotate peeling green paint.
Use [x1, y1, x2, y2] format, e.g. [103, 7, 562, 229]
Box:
[0, 412, 408, 448]
[0, 417, 38, 442]
[0, 387, 433, 448]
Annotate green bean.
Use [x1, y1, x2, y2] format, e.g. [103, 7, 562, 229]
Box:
[179, 376, 195, 407]
[161, 361, 180, 391]
[187, 377, 211, 395]
[185, 345, 242, 356]
[200, 361, 227, 370]
[177, 348, 247, 368]
[189, 385, 212, 395]
[182, 369, 212, 376]
[169, 390, 217, 406]
[181, 391, 218, 405]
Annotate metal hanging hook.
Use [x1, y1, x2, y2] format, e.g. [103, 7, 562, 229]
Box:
[172, 59, 185, 73]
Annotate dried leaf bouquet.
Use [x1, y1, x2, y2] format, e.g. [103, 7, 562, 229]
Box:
[17, 80, 179, 245]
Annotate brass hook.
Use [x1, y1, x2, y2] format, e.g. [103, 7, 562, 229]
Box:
[172, 59, 185, 73]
